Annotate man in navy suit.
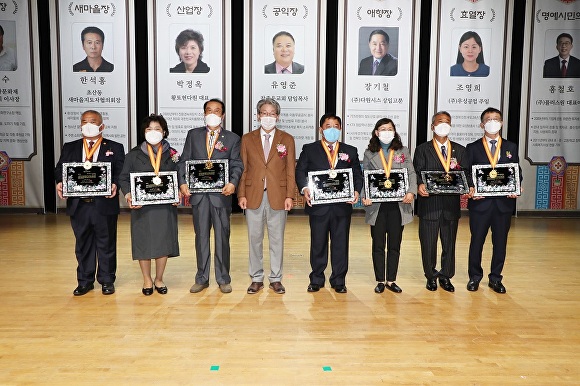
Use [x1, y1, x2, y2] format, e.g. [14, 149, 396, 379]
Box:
[543, 33, 580, 78]
[55, 110, 125, 296]
[413, 111, 472, 292]
[358, 29, 398, 76]
[295, 114, 363, 293]
[466, 107, 522, 294]
[178, 98, 243, 294]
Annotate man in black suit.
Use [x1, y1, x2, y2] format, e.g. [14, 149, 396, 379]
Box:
[264, 31, 304, 74]
[358, 29, 398, 76]
[413, 111, 472, 292]
[466, 107, 521, 294]
[55, 110, 125, 296]
[295, 114, 363, 293]
[543, 33, 580, 78]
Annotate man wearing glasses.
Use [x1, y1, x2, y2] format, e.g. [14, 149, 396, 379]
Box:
[543, 33, 580, 78]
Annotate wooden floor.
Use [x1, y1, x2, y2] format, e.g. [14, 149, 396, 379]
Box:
[1, 212, 579, 385]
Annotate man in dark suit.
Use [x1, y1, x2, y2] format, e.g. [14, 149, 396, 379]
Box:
[543, 33, 580, 78]
[413, 111, 472, 292]
[72, 26, 114, 72]
[55, 110, 125, 296]
[238, 98, 296, 295]
[264, 31, 304, 74]
[295, 113, 363, 294]
[178, 98, 243, 294]
[358, 29, 398, 76]
[466, 107, 521, 294]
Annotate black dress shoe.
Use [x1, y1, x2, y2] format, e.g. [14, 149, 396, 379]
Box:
[155, 285, 168, 294]
[488, 280, 506, 294]
[142, 287, 153, 296]
[102, 283, 115, 295]
[467, 279, 480, 292]
[333, 285, 347, 293]
[307, 283, 321, 292]
[386, 282, 402, 293]
[374, 283, 385, 293]
[426, 278, 437, 291]
[438, 277, 455, 292]
[73, 283, 94, 296]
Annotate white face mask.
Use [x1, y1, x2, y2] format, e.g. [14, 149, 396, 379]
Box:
[205, 113, 222, 127]
[145, 130, 163, 145]
[433, 123, 451, 137]
[260, 116, 277, 131]
[81, 123, 102, 137]
[484, 120, 502, 135]
[378, 131, 395, 145]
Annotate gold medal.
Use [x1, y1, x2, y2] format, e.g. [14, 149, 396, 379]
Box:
[83, 161, 92, 170]
[329, 170, 338, 178]
[444, 173, 452, 182]
[489, 169, 497, 179]
[152, 176, 162, 185]
[384, 179, 392, 189]
[205, 161, 213, 169]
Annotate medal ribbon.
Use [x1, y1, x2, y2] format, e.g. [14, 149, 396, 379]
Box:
[321, 140, 339, 169]
[83, 137, 103, 162]
[379, 149, 394, 178]
[482, 136, 502, 169]
[206, 129, 218, 159]
[147, 143, 162, 175]
[432, 139, 452, 173]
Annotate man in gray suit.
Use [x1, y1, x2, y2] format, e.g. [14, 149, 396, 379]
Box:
[413, 111, 472, 293]
[178, 98, 244, 294]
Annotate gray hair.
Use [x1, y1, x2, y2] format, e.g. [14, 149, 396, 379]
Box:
[256, 98, 281, 115]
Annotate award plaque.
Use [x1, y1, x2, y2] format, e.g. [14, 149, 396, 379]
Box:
[307, 168, 354, 205]
[472, 163, 521, 197]
[421, 170, 469, 194]
[364, 168, 409, 202]
[130, 171, 179, 206]
[185, 159, 229, 193]
[62, 162, 112, 197]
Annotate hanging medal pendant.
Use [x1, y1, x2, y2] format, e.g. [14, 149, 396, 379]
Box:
[384, 179, 392, 189]
[205, 161, 213, 169]
[152, 175, 162, 185]
[329, 170, 337, 178]
[83, 161, 92, 170]
[444, 173, 452, 182]
[489, 169, 497, 179]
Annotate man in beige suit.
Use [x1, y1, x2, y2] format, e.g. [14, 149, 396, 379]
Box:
[238, 98, 296, 294]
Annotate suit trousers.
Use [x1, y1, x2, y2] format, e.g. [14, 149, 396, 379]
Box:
[70, 200, 118, 286]
[371, 202, 403, 282]
[418, 215, 458, 280]
[192, 195, 231, 285]
[468, 206, 512, 282]
[308, 210, 351, 287]
[246, 190, 287, 283]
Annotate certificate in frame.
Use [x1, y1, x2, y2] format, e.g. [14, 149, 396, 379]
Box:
[472, 163, 521, 197]
[308, 168, 355, 205]
[421, 170, 469, 195]
[130, 171, 179, 206]
[364, 168, 409, 202]
[185, 159, 229, 193]
[62, 162, 112, 197]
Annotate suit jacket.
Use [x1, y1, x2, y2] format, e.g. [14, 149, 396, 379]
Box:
[413, 139, 470, 221]
[543, 55, 580, 78]
[358, 54, 398, 76]
[295, 141, 363, 217]
[264, 61, 305, 74]
[362, 146, 417, 226]
[466, 137, 521, 214]
[238, 128, 296, 210]
[177, 126, 243, 208]
[55, 137, 125, 216]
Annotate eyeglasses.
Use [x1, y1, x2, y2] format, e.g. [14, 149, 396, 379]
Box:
[259, 112, 278, 117]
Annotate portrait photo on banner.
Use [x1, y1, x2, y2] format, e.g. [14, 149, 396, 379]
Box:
[0, 20, 18, 71]
[357, 26, 399, 76]
[263, 25, 305, 75]
[169, 25, 211, 74]
[542, 29, 580, 79]
[71, 23, 114, 72]
[449, 29, 491, 78]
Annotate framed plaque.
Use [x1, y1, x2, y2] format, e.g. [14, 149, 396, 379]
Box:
[308, 168, 355, 205]
[130, 171, 179, 206]
[472, 163, 521, 197]
[421, 170, 469, 195]
[364, 168, 409, 203]
[62, 162, 112, 197]
[185, 159, 229, 193]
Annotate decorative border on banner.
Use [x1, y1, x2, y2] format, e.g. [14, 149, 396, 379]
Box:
[535, 165, 550, 209]
[564, 165, 579, 209]
[549, 156, 566, 209]
[0, 168, 9, 206]
[9, 161, 25, 206]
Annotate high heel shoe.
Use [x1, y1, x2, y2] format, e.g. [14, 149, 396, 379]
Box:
[155, 285, 168, 294]
[142, 287, 153, 296]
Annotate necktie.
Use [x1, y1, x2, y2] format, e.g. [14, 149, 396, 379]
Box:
[490, 140, 497, 155]
[328, 144, 333, 154]
[209, 130, 216, 149]
[441, 145, 447, 158]
[263, 134, 271, 188]
[561, 60, 568, 77]
[86, 141, 94, 161]
[281, 67, 288, 74]
[372, 60, 379, 75]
